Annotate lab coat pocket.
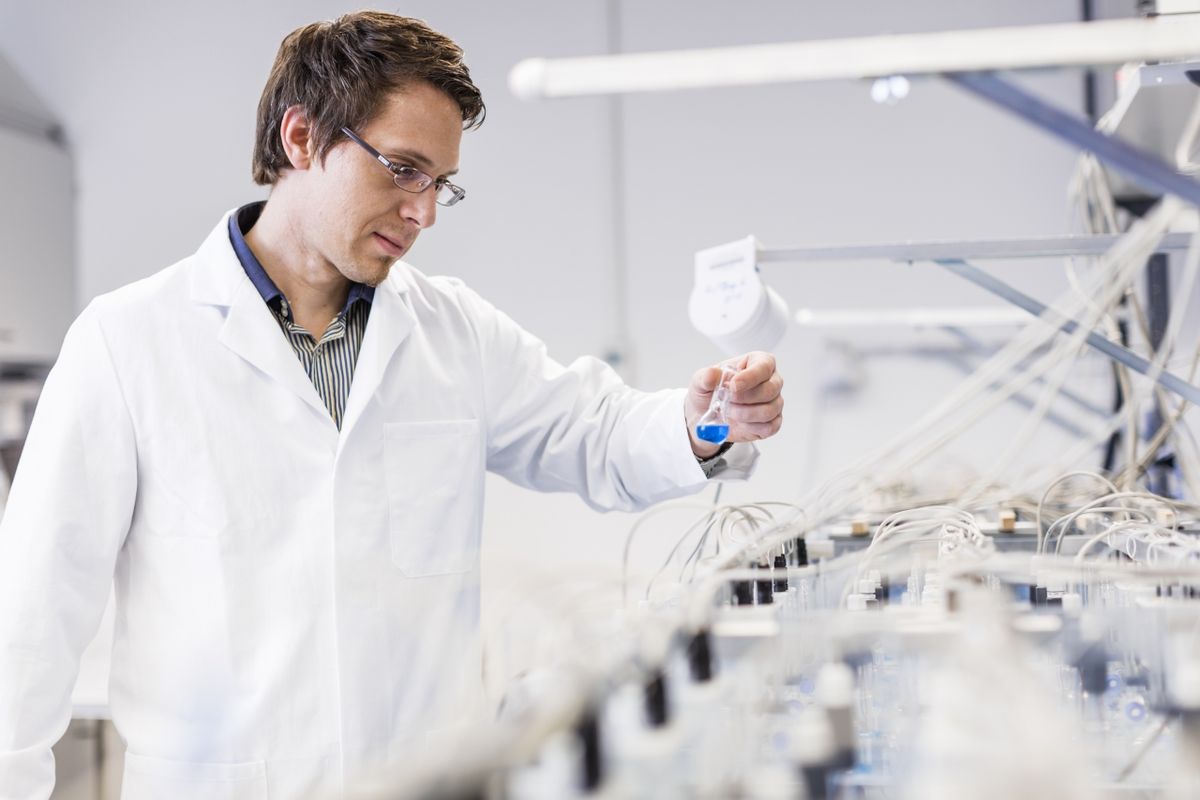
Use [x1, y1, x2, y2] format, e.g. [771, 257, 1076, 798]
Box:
[384, 419, 483, 576]
[121, 752, 268, 799]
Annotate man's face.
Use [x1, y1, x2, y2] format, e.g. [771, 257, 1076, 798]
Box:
[296, 82, 463, 287]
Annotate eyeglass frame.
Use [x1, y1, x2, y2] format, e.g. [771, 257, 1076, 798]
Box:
[340, 126, 466, 207]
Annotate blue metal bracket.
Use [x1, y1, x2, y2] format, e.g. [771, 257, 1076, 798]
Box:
[945, 71, 1200, 208]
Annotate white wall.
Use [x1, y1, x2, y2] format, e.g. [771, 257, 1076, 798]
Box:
[0, 50, 74, 365]
[0, 125, 74, 364]
[0, 0, 1154, 689]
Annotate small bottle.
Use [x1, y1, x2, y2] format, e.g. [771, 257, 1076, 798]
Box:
[695, 364, 738, 445]
[815, 662, 857, 771]
[676, 630, 736, 796]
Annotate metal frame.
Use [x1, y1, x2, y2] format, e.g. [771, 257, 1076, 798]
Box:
[758, 232, 1197, 263]
[945, 71, 1200, 208]
[937, 71, 1200, 408]
[937, 259, 1200, 406]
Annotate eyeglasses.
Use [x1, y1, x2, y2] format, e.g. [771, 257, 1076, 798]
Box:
[340, 126, 466, 207]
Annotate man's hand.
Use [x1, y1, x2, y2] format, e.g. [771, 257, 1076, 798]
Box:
[685, 351, 784, 459]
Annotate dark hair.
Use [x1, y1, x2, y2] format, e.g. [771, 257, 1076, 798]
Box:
[252, 11, 485, 185]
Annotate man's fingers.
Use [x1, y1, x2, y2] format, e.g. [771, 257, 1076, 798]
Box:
[732, 416, 784, 441]
[731, 373, 783, 405]
[729, 396, 784, 425]
[690, 365, 725, 394]
[687, 351, 783, 443]
[729, 351, 776, 393]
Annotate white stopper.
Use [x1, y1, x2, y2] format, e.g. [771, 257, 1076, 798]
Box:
[1171, 663, 1200, 710]
[791, 707, 835, 765]
[1061, 593, 1083, 616]
[1044, 573, 1068, 593]
[815, 662, 855, 708]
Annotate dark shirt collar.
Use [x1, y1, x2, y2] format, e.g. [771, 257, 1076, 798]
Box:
[228, 201, 375, 313]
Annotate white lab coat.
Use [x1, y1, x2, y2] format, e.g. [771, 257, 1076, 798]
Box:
[0, 212, 757, 799]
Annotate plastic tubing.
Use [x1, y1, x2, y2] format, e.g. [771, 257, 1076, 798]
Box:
[1036, 473, 1123, 554]
[795, 200, 1176, 528]
[1047, 491, 1179, 554]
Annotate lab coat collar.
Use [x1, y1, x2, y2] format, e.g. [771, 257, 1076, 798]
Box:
[187, 211, 416, 436]
[187, 210, 412, 307]
[188, 210, 255, 307]
[338, 272, 415, 441]
[181, 212, 326, 424]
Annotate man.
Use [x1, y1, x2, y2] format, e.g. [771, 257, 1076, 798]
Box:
[0, 11, 783, 799]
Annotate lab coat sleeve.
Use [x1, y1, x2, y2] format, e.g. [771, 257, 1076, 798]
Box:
[458, 285, 750, 512]
[0, 307, 137, 799]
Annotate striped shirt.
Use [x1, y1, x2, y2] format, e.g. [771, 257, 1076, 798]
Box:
[228, 202, 374, 429]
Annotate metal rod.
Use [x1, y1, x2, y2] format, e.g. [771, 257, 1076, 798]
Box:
[757, 232, 1196, 263]
[793, 306, 1029, 328]
[510, 17, 1200, 100]
[936, 258, 1200, 407]
[945, 71, 1200, 209]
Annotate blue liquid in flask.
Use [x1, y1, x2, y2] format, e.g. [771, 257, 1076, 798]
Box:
[695, 423, 730, 444]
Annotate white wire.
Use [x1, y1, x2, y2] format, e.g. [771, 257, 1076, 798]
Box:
[1073, 520, 1172, 563]
[961, 210, 1188, 501]
[1045, 491, 1178, 554]
[802, 200, 1179, 526]
[1175, 93, 1200, 174]
[620, 500, 713, 608]
[1119, 341, 1200, 488]
[1035, 471, 1121, 553]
